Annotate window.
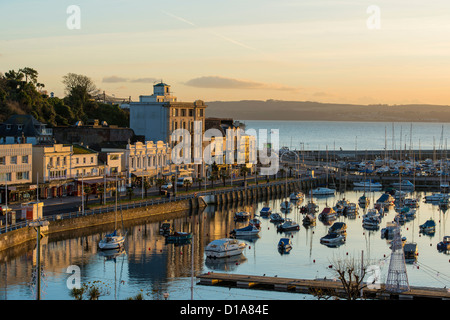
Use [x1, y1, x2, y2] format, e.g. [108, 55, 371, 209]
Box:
[76, 158, 79, 164]
[200, 109, 204, 117]
[5, 172, 11, 181]
[83, 157, 86, 164]
[0, 157, 5, 165]
[10, 156, 17, 165]
[181, 109, 186, 117]
[6, 125, 11, 130]
[91, 157, 94, 163]
[189, 109, 193, 117]
[22, 155, 28, 164]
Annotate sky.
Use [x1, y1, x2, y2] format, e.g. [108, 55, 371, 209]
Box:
[1, 0, 450, 105]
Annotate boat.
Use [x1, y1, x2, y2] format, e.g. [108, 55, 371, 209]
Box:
[159, 222, 172, 234]
[269, 213, 285, 223]
[353, 180, 382, 189]
[98, 230, 126, 250]
[333, 199, 350, 215]
[403, 242, 418, 262]
[328, 222, 347, 235]
[376, 193, 395, 207]
[289, 192, 304, 201]
[358, 195, 370, 207]
[320, 232, 346, 246]
[302, 213, 316, 227]
[303, 201, 319, 214]
[312, 187, 335, 196]
[259, 207, 272, 217]
[437, 236, 450, 252]
[230, 225, 260, 237]
[249, 218, 261, 228]
[362, 209, 381, 229]
[392, 180, 415, 190]
[419, 219, 436, 234]
[404, 198, 420, 208]
[424, 193, 448, 202]
[165, 231, 192, 243]
[99, 179, 126, 250]
[280, 200, 293, 212]
[234, 211, 250, 220]
[205, 238, 247, 258]
[278, 238, 292, 253]
[343, 203, 358, 216]
[381, 222, 397, 239]
[318, 207, 337, 221]
[276, 218, 300, 232]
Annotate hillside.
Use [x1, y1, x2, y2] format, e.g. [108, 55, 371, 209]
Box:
[205, 100, 450, 122]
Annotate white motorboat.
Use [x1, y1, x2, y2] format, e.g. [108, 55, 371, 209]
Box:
[358, 195, 370, 207]
[312, 187, 335, 196]
[392, 180, 415, 190]
[230, 225, 260, 237]
[205, 238, 247, 258]
[353, 180, 382, 189]
[404, 198, 420, 208]
[425, 193, 449, 202]
[270, 213, 285, 223]
[320, 232, 346, 245]
[234, 211, 250, 220]
[277, 218, 300, 231]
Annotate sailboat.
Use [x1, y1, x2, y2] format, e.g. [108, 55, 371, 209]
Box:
[99, 176, 126, 250]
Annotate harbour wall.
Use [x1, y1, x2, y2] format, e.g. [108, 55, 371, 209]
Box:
[0, 197, 207, 252]
[0, 177, 327, 252]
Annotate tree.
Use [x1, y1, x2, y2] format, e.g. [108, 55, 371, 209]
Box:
[83, 185, 92, 208]
[143, 178, 151, 198]
[62, 73, 99, 119]
[126, 187, 134, 200]
[19, 67, 38, 84]
[240, 165, 250, 186]
[323, 254, 371, 300]
[155, 178, 165, 194]
[196, 177, 203, 190]
[183, 179, 192, 192]
[219, 170, 229, 187]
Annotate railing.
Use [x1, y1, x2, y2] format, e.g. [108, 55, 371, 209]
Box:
[0, 176, 312, 235]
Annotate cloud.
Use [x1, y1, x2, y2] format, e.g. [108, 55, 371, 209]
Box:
[102, 76, 128, 83]
[130, 77, 158, 83]
[102, 76, 159, 84]
[184, 76, 299, 92]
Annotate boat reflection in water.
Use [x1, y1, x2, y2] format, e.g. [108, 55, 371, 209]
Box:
[205, 254, 248, 271]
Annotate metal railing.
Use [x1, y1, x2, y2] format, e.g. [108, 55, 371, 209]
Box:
[0, 176, 312, 235]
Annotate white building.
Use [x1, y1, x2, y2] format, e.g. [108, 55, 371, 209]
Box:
[0, 143, 33, 203]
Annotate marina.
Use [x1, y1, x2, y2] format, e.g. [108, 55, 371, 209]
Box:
[1, 187, 449, 300]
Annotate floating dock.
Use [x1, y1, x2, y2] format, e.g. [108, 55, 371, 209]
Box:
[197, 273, 450, 300]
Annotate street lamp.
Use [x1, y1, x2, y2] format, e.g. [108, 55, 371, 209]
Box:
[28, 219, 49, 300]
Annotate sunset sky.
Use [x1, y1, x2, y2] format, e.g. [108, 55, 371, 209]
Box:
[1, 0, 450, 105]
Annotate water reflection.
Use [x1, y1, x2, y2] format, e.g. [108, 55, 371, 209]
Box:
[0, 189, 449, 300]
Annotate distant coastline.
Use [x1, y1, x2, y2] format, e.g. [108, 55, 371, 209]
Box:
[205, 100, 450, 123]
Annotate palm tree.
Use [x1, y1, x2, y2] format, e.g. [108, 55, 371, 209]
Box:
[143, 179, 151, 198]
[126, 186, 134, 200]
[97, 185, 104, 204]
[183, 179, 192, 192]
[220, 170, 229, 187]
[196, 177, 203, 190]
[209, 173, 218, 189]
[83, 185, 92, 208]
[240, 165, 250, 187]
[155, 178, 165, 194]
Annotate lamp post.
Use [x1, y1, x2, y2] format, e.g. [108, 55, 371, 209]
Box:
[29, 219, 49, 300]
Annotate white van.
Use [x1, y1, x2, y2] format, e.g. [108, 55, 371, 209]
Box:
[176, 176, 193, 187]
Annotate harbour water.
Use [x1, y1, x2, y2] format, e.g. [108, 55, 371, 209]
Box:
[240, 120, 450, 152]
[1, 189, 449, 300]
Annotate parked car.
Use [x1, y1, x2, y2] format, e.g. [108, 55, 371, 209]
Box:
[161, 182, 173, 190]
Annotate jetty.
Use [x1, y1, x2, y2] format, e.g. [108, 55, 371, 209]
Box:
[197, 272, 450, 300]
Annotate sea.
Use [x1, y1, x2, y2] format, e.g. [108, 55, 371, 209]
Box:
[1, 121, 450, 302]
[240, 120, 450, 152]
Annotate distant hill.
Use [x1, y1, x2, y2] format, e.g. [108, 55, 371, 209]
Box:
[205, 100, 450, 122]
